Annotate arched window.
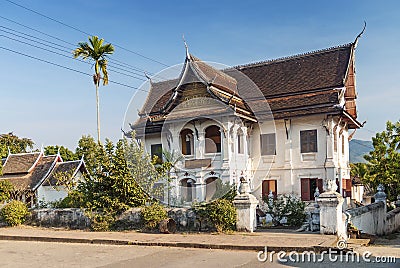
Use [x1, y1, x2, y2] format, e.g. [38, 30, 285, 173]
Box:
[180, 129, 194, 155]
[205, 125, 221, 153]
[181, 178, 195, 202]
[237, 128, 244, 154]
[205, 177, 218, 201]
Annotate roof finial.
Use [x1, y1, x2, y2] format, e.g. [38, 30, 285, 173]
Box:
[7, 147, 11, 156]
[144, 72, 151, 81]
[183, 34, 190, 59]
[353, 21, 366, 48]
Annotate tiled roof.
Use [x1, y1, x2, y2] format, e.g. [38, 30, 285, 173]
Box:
[190, 54, 237, 93]
[132, 43, 356, 130]
[235, 44, 352, 97]
[2, 152, 41, 174]
[0, 155, 57, 190]
[43, 160, 82, 186]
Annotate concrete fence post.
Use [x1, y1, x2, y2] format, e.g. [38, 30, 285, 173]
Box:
[317, 178, 346, 239]
[374, 184, 387, 209]
[233, 177, 259, 232]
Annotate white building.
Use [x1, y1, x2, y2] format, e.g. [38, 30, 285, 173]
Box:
[129, 41, 363, 204]
[0, 150, 86, 207]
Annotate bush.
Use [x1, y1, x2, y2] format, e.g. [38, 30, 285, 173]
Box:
[206, 199, 237, 232]
[260, 194, 306, 227]
[86, 210, 115, 232]
[0, 200, 29, 226]
[285, 195, 306, 227]
[0, 181, 13, 203]
[140, 203, 167, 230]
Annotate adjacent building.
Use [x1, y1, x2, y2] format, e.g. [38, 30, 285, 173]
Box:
[0, 150, 86, 207]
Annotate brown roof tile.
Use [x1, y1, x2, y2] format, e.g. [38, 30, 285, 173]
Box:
[235, 44, 352, 97]
[43, 160, 83, 186]
[0, 155, 58, 190]
[2, 152, 41, 174]
[132, 44, 354, 130]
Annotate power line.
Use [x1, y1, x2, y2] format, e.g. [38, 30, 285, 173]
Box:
[4, 0, 169, 67]
[0, 31, 146, 81]
[0, 16, 169, 80]
[0, 46, 152, 91]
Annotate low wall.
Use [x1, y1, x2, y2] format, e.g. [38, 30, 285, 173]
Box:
[346, 201, 386, 235]
[385, 207, 400, 234]
[346, 202, 400, 235]
[30, 208, 90, 229]
[28, 207, 207, 231]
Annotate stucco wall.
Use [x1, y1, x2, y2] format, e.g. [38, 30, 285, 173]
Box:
[29, 207, 207, 231]
[385, 207, 400, 234]
[346, 202, 385, 235]
[30, 208, 90, 229]
[36, 186, 68, 204]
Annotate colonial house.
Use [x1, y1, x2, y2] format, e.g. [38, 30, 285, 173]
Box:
[0, 150, 86, 207]
[129, 39, 363, 205]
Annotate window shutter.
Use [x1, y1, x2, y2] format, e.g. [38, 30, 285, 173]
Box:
[317, 179, 323, 194]
[301, 178, 310, 201]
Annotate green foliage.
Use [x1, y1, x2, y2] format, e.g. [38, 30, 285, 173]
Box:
[262, 195, 287, 226]
[62, 135, 162, 216]
[205, 199, 236, 232]
[51, 191, 85, 208]
[44, 145, 78, 161]
[285, 195, 307, 227]
[212, 179, 237, 201]
[0, 200, 29, 226]
[140, 203, 167, 230]
[261, 194, 306, 227]
[86, 210, 115, 232]
[0, 132, 34, 159]
[363, 120, 400, 201]
[193, 199, 237, 232]
[0, 180, 14, 203]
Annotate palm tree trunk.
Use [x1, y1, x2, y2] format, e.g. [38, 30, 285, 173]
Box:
[95, 83, 101, 142]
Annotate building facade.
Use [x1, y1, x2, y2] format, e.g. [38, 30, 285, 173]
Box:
[129, 41, 362, 205]
[0, 150, 86, 207]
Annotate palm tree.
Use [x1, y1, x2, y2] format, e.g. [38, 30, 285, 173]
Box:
[73, 36, 114, 142]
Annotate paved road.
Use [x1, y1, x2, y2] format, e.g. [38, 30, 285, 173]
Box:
[1, 240, 399, 268]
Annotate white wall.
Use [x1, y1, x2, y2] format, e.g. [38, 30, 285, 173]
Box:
[37, 185, 68, 204]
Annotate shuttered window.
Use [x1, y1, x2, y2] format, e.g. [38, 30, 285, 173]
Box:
[261, 133, 276, 155]
[300, 130, 317, 153]
[262, 180, 277, 199]
[300, 178, 323, 201]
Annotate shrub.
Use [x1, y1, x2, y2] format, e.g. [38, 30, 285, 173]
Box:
[285, 195, 306, 227]
[0, 200, 29, 226]
[260, 194, 306, 227]
[86, 210, 115, 232]
[140, 203, 167, 230]
[206, 199, 237, 232]
[0, 180, 13, 203]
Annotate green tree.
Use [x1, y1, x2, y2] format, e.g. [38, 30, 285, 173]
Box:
[0, 132, 34, 159]
[73, 36, 114, 142]
[44, 145, 78, 161]
[364, 120, 400, 201]
[68, 136, 155, 213]
[0, 180, 14, 203]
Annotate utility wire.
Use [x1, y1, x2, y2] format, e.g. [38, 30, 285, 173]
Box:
[0, 46, 153, 92]
[4, 0, 169, 67]
[0, 32, 146, 81]
[0, 17, 170, 80]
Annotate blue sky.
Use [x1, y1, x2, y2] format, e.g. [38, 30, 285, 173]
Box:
[0, 0, 399, 150]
